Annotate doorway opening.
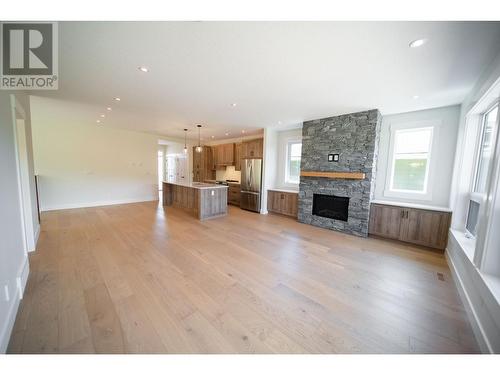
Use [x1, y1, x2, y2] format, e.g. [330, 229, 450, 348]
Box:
[158, 139, 189, 201]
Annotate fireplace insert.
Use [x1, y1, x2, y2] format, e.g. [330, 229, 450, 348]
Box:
[312, 194, 349, 221]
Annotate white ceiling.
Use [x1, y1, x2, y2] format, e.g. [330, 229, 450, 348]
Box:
[36, 21, 500, 140]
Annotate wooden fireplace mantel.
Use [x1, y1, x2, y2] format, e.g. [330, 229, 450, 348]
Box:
[300, 171, 366, 180]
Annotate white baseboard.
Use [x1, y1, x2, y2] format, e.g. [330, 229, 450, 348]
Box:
[28, 223, 40, 253]
[0, 255, 29, 353]
[41, 196, 158, 212]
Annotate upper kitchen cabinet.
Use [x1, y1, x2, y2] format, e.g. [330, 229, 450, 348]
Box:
[213, 143, 235, 167]
[193, 146, 215, 182]
[241, 138, 263, 158]
[234, 143, 242, 171]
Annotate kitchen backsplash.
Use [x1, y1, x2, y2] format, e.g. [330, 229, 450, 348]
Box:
[215, 166, 241, 183]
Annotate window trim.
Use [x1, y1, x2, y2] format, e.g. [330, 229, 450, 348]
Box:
[472, 102, 499, 194]
[465, 102, 499, 240]
[383, 121, 439, 201]
[284, 139, 302, 185]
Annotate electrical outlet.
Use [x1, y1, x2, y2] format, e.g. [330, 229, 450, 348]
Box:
[4, 285, 10, 302]
[211, 190, 215, 196]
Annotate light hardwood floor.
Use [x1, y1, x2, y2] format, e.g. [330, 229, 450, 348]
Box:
[8, 202, 479, 353]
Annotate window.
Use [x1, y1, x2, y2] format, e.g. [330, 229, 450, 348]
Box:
[286, 141, 302, 184]
[389, 127, 433, 194]
[474, 105, 498, 193]
[466, 103, 498, 238]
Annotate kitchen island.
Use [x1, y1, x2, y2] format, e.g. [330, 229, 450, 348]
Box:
[162, 181, 228, 220]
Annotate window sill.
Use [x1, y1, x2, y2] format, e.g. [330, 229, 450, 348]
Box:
[450, 228, 476, 263]
[449, 229, 500, 309]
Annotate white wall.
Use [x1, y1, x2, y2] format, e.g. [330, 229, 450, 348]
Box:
[261, 128, 279, 214]
[373, 105, 460, 208]
[31, 97, 159, 211]
[0, 93, 31, 352]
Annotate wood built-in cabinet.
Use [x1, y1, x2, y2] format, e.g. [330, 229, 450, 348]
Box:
[368, 203, 452, 250]
[228, 184, 241, 206]
[241, 138, 263, 159]
[267, 190, 298, 218]
[192, 146, 216, 182]
[212, 143, 235, 167]
[202, 138, 263, 175]
[234, 143, 242, 171]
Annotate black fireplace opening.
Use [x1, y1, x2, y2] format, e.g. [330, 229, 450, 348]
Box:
[312, 194, 349, 222]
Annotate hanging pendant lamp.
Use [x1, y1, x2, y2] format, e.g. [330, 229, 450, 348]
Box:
[183, 129, 188, 154]
[195, 124, 203, 153]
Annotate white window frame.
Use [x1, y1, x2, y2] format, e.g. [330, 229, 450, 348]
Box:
[472, 103, 499, 194]
[284, 139, 302, 186]
[383, 121, 439, 201]
[465, 102, 499, 239]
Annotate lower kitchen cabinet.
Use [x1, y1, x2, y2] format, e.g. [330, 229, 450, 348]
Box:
[267, 190, 298, 218]
[228, 184, 241, 206]
[368, 203, 452, 250]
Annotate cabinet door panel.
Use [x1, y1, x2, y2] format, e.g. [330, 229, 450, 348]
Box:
[267, 191, 275, 212]
[368, 204, 402, 239]
[287, 193, 298, 217]
[401, 209, 451, 249]
[235, 143, 242, 171]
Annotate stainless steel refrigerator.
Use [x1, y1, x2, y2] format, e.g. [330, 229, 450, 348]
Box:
[240, 158, 262, 212]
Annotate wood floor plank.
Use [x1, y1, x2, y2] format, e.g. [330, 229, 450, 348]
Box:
[8, 202, 479, 354]
[84, 283, 125, 353]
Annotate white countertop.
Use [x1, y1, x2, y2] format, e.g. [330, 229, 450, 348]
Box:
[268, 188, 299, 194]
[370, 199, 452, 213]
[163, 181, 228, 189]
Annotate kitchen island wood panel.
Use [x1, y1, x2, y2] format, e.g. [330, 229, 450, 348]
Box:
[163, 181, 228, 220]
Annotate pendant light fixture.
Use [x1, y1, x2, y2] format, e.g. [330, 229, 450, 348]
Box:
[195, 124, 203, 153]
[183, 128, 188, 154]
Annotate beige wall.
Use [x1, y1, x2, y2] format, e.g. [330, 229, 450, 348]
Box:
[31, 96, 159, 211]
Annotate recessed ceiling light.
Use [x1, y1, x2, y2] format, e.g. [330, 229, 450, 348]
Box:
[225, 132, 230, 136]
[114, 97, 121, 101]
[100, 114, 105, 118]
[211, 135, 215, 139]
[138, 66, 149, 73]
[231, 103, 237, 107]
[278, 121, 282, 125]
[241, 130, 246, 134]
[413, 95, 420, 99]
[96, 120, 101, 123]
[106, 107, 112, 111]
[409, 38, 427, 48]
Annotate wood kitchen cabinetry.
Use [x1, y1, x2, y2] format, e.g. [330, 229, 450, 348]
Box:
[369, 203, 452, 250]
[212, 143, 235, 167]
[193, 146, 215, 182]
[267, 190, 298, 218]
[241, 138, 263, 159]
[234, 143, 242, 171]
[228, 183, 241, 206]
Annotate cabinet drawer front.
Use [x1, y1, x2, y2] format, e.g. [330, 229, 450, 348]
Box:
[229, 191, 240, 197]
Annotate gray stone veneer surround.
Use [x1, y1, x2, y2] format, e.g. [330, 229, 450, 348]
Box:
[298, 109, 381, 237]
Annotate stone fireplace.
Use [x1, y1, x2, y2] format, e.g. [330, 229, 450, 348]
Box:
[298, 109, 381, 237]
